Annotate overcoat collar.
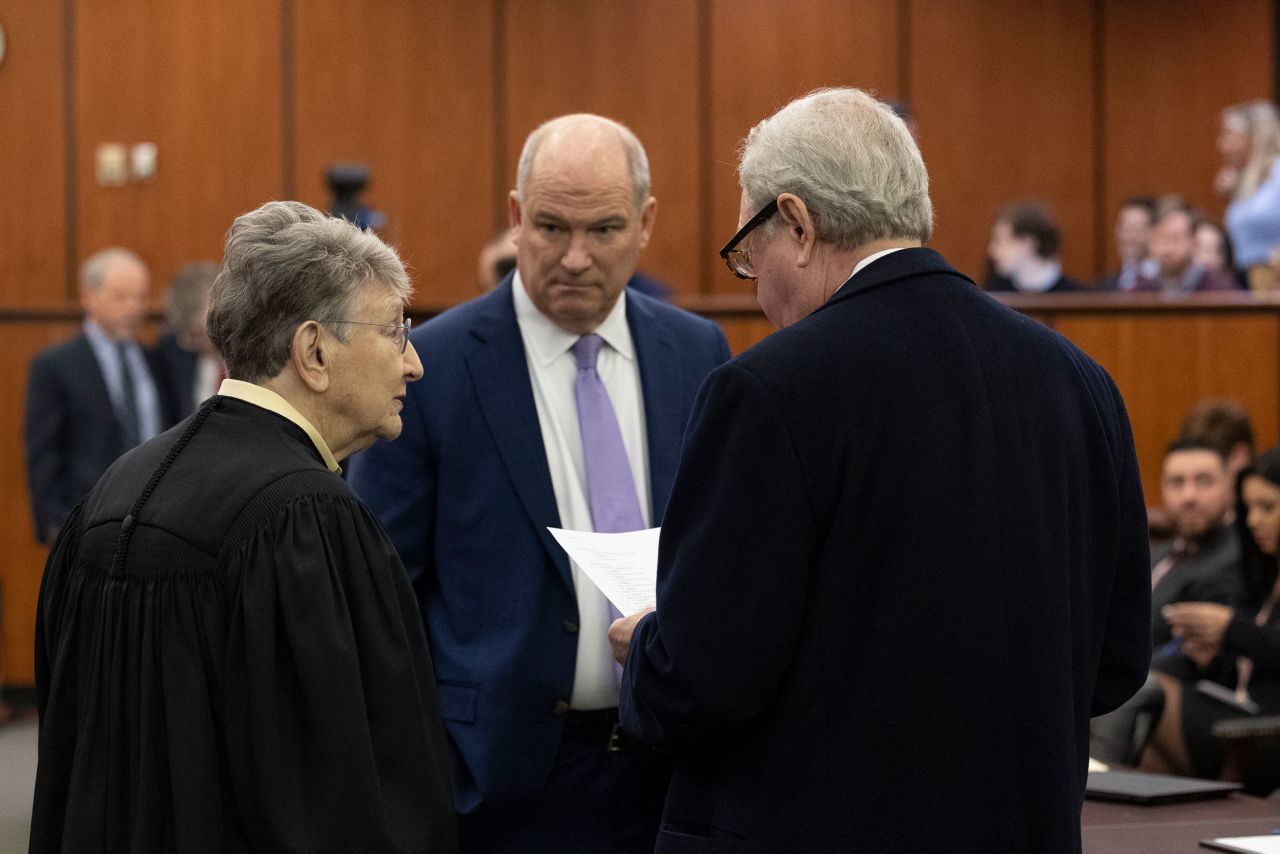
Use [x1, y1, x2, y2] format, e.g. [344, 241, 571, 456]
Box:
[815, 247, 975, 316]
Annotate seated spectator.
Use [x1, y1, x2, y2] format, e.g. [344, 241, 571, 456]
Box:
[1093, 437, 1250, 765]
[1194, 221, 1240, 283]
[1099, 197, 1158, 291]
[1139, 447, 1280, 786]
[151, 261, 224, 424]
[1151, 438, 1247, 654]
[1134, 207, 1241, 294]
[984, 202, 1082, 293]
[1218, 101, 1280, 294]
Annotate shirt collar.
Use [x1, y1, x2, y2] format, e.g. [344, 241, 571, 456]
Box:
[83, 318, 126, 350]
[216, 379, 342, 473]
[511, 270, 635, 366]
[850, 247, 907, 280]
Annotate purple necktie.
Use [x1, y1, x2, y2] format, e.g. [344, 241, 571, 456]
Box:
[572, 334, 643, 680]
[572, 334, 645, 535]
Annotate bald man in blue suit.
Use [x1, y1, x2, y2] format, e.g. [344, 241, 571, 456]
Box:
[350, 114, 728, 854]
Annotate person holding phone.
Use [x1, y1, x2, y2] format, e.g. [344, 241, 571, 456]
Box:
[1142, 446, 1280, 782]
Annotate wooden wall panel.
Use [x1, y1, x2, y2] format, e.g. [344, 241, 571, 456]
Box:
[1103, 0, 1273, 252]
[1, 321, 81, 686]
[1054, 312, 1280, 506]
[0, 1, 67, 307]
[74, 0, 284, 292]
[911, 0, 1095, 285]
[707, 0, 900, 298]
[502, 0, 702, 297]
[292, 1, 496, 308]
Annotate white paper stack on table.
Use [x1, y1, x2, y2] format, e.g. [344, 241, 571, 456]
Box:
[547, 527, 660, 616]
[1201, 838, 1280, 853]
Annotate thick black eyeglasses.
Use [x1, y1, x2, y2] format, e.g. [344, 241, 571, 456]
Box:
[328, 318, 413, 354]
[718, 198, 779, 280]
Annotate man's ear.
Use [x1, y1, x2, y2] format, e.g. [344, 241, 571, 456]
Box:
[290, 321, 330, 393]
[637, 196, 658, 249]
[508, 191, 524, 236]
[776, 192, 817, 268]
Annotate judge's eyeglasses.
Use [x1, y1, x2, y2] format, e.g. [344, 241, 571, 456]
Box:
[328, 318, 413, 354]
[718, 198, 779, 280]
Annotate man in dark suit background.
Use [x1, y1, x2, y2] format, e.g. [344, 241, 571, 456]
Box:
[349, 114, 729, 853]
[609, 87, 1151, 853]
[24, 248, 164, 543]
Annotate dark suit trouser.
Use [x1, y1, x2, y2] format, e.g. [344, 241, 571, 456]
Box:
[462, 732, 669, 854]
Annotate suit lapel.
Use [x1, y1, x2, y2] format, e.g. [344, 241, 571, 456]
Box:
[464, 283, 575, 593]
[627, 294, 681, 522]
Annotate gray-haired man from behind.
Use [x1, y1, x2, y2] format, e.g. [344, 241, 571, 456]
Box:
[609, 87, 1151, 853]
[31, 201, 458, 853]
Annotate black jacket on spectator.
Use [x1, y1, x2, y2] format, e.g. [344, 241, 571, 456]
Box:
[24, 334, 173, 543]
[1150, 525, 1245, 652]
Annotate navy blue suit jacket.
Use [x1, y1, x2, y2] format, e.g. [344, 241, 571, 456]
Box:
[620, 248, 1152, 853]
[24, 335, 169, 543]
[349, 278, 729, 845]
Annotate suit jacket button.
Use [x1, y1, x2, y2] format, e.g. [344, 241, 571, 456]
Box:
[552, 699, 570, 716]
[562, 618, 579, 634]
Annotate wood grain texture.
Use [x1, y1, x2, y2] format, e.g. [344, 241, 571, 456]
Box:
[1, 321, 80, 686]
[1055, 311, 1280, 505]
[0, 0, 67, 307]
[707, 0, 900, 295]
[911, 0, 1096, 285]
[1103, 0, 1274, 244]
[74, 0, 284, 292]
[502, 0, 702, 296]
[292, 0, 497, 307]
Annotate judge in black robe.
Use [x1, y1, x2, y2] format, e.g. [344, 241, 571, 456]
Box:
[30, 201, 457, 853]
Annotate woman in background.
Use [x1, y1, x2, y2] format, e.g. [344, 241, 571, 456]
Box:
[1193, 220, 1239, 284]
[1218, 101, 1280, 294]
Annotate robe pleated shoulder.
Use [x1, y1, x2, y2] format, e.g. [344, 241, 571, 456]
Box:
[31, 397, 457, 854]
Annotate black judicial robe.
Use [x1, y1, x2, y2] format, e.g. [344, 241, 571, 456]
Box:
[31, 396, 457, 853]
[620, 248, 1151, 853]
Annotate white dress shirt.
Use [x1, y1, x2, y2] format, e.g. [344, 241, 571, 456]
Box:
[513, 273, 652, 710]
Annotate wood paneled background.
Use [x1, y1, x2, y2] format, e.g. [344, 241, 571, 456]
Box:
[0, 0, 1274, 689]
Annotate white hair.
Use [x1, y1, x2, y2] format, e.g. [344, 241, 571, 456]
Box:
[515, 113, 651, 210]
[80, 247, 146, 291]
[738, 87, 933, 250]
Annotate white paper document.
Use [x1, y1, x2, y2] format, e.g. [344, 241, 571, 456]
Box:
[547, 527, 660, 616]
[1201, 838, 1280, 854]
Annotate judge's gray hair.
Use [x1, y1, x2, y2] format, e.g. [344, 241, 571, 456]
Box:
[515, 113, 651, 211]
[207, 200, 411, 382]
[738, 87, 933, 250]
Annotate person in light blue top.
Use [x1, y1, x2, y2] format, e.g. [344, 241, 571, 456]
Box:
[1219, 100, 1280, 293]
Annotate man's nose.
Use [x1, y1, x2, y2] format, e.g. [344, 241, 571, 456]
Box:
[561, 233, 592, 273]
